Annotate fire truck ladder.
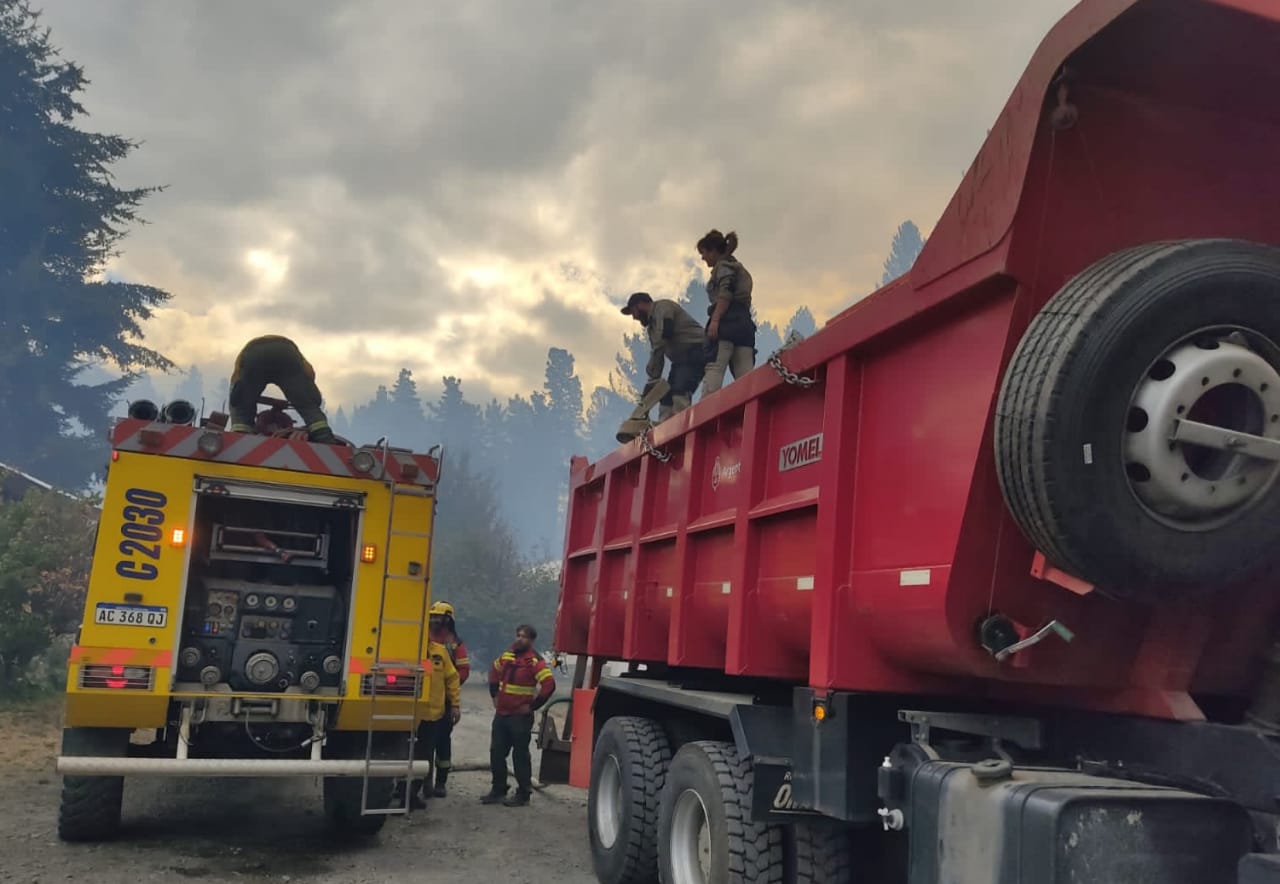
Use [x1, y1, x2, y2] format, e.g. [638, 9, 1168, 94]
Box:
[359, 453, 437, 817]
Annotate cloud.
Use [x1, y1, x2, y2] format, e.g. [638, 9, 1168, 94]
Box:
[39, 0, 1075, 409]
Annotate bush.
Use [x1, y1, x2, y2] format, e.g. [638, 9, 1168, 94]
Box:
[0, 491, 96, 693]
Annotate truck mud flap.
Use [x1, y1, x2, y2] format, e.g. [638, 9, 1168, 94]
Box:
[729, 703, 822, 824]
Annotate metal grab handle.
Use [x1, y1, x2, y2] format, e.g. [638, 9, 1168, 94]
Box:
[994, 620, 1075, 662]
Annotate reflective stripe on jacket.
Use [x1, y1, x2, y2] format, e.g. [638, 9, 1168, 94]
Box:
[488, 646, 555, 716]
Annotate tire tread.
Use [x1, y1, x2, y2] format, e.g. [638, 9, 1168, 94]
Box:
[791, 822, 852, 884]
[690, 740, 783, 883]
[595, 716, 672, 884]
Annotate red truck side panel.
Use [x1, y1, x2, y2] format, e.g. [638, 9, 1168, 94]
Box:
[555, 0, 1280, 721]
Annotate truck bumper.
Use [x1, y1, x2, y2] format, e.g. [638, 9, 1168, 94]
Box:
[56, 757, 433, 777]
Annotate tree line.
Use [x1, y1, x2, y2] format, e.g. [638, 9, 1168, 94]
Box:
[0, 0, 927, 682]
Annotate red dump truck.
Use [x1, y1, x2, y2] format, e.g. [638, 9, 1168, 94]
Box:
[548, 1, 1280, 882]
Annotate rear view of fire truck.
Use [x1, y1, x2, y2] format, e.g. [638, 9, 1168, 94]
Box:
[57, 399, 442, 840]
[548, 2, 1280, 882]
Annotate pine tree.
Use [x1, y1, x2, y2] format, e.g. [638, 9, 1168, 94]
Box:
[0, 0, 173, 487]
[383, 368, 428, 449]
[331, 406, 351, 440]
[542, 347, 583, 459]
[429, 376, 480, 454]
[613, 331, 650, 399]
[880, 220, 926, 287]
[756, 320, 784, 360]
[784, 307, 818, 341]
[351, 385, 394, 438]
[390, 368, 420, 411]
[583, 385, 632, 459]
[429, 455, 560, 665]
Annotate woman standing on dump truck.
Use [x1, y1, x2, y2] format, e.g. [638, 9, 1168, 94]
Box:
[698, 229, 757, 394]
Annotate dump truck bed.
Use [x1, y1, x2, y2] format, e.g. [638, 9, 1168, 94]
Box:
[554, 0, 1280, 722]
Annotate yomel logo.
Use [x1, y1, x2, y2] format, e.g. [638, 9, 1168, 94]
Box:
[711, 456, 742, 490]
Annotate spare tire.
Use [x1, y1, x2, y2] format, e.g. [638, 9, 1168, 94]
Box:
[995, 239, 1280, 602]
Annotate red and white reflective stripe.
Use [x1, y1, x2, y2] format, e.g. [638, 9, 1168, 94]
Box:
[70, 645, 173, 668]
[110, 419, 439, 486]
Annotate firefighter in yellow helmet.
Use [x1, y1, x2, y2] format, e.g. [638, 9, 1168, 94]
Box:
[228, 335, 336, 443]
[427, 601, 470, 796]
[394, 637, 461, 809]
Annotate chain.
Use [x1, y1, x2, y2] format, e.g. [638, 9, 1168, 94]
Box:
[638, 426, 672, 464]
[767, 331, 819, 388]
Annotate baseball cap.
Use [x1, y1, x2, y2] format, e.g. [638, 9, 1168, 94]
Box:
[621, 292, 653, 315]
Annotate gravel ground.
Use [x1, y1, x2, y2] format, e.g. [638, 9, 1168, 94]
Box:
[0, 685, 596, 884]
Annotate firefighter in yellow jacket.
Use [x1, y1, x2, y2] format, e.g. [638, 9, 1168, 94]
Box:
[228, 335, 337, 443]
[393, 640, 461, 810]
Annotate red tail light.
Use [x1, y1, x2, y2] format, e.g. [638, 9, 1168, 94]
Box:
[359, 672, 419, 697]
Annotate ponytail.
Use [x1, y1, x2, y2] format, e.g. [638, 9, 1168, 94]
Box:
[696, 228, 740, 257]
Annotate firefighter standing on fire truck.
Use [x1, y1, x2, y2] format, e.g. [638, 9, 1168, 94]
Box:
[427, 601, 470, 797]
[482, 624, 555, 807]
[228, 335, 337, 443]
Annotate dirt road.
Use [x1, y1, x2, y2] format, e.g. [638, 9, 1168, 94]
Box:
[0, 686, 597, 884]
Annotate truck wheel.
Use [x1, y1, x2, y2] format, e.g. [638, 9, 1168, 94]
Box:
[323, 776, 388, 837]
[322, 733, 402, 837]
[658, 741, 783, 884]
[786, 823, 852, 884]
[57, 727, 129, 842]
[589, 716, 672, 884]
[995, 239, 1280, 600]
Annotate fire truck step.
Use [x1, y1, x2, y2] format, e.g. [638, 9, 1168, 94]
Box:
[372, 659, 423, 670]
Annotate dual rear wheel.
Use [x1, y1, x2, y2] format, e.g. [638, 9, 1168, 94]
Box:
[588, 716, 853, 884]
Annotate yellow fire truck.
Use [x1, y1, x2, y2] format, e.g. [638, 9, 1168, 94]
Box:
[56, 398, 442, 840]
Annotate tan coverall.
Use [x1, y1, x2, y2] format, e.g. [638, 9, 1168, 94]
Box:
[702, 256, 756, 394]
[644, 299, 709, 420]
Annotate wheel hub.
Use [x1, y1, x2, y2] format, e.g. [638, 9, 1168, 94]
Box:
[670, 788, 713, 884]
[595, 755, 622, 850]
[1124, 337, 1280, 526]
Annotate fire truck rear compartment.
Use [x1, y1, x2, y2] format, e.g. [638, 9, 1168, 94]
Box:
[174, 492, 360, 695]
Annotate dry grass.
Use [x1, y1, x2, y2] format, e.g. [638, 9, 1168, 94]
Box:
[0, 695, 63, 771]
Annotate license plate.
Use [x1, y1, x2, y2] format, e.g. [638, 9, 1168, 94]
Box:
[95, 603, 168, 628]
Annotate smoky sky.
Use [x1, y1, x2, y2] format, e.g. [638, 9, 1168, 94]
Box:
[37, 0, 1074, 408]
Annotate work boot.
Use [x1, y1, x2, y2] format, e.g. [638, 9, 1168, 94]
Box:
[503, 791, 531, 807]
[433, 768, 448, 798]
[615, 417, 651, 444]
[480, 789, 506, 805]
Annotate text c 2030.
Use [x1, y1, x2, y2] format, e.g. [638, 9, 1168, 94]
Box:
[115, 487, 168, 580]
